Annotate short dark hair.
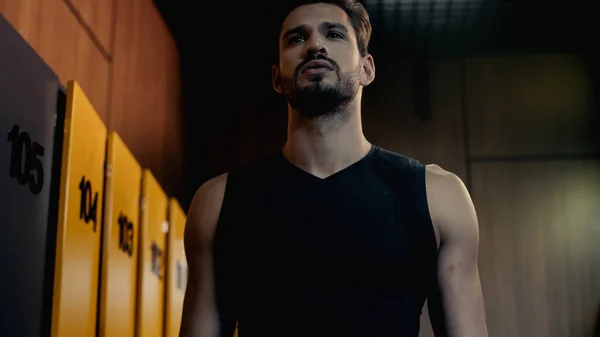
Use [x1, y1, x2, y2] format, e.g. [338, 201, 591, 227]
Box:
[273, 0, 372, 59]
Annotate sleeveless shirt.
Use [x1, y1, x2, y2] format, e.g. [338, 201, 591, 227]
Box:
[213, 145, 438, 337]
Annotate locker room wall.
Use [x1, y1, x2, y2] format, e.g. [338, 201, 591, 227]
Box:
[0, 0, 185, 203]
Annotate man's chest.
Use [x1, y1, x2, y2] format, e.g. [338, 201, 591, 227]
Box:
[233, 181, 422, 278]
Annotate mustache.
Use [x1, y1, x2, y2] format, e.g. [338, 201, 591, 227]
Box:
[294, 54, 339, 77]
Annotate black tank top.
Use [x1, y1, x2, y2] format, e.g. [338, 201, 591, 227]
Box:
[213, 145, 438, 337]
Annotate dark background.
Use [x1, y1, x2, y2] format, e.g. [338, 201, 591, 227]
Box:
[158, 1, 600, 336]
[153, 0, 598, 202]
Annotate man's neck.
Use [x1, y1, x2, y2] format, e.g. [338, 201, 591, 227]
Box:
[282, 100, 372, 179]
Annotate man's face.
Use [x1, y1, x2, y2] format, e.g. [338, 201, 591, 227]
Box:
[273, 3, 373, 119]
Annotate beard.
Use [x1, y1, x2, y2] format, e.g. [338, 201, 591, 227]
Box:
[280, 57, 360, 120]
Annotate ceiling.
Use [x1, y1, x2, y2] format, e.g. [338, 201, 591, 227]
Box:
[155, 0, 594, 58]
[362, 0, 592, 56]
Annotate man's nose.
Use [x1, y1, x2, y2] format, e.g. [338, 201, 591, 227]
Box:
[305, 36, 328, 58]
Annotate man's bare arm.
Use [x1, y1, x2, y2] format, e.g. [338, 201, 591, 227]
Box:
[179, 173, 231, 337]
[426, 165, 489, 337]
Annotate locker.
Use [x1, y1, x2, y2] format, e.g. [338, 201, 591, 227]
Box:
[98, 132, 142, 337]
[137, 170, 168, 337]
[51, 81, 106, 337]
[0, 14, 61, 337]
[165, 198, 187, 337]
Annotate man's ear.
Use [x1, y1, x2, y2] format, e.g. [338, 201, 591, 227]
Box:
[272, 65, 282, 94]
[360, 54, 375, 87]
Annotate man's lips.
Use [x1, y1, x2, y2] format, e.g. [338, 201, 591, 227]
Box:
[301, 60, 335, 74]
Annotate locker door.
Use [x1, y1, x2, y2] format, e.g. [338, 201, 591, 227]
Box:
[165, 198, 187, 337]
[51, 81, 106, 337]
[98, 132, 142, 337]
[137, 170, 168, 337]
[0, 14, 61, 337]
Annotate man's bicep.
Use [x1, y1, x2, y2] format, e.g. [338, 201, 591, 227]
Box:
[426, 166, 488, 337]
[179, 174, 232, 337]
[179, 201, 219, 336]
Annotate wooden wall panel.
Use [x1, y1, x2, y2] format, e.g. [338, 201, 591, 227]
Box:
[110, 0, 183, 198]
[66, 0, 114, 55]
[472, 160, 600, 337]
[0, 0, 110, 121]
[363, 58, 466, 181]
[160, 40, 183, 200]
[466, 55, 596, 157]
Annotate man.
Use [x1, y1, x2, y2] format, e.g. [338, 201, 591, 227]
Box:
[179, 1, 489, 336]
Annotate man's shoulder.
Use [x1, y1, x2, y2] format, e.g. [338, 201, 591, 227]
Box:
[424, 163, 475, 241]
[374, 146, 423, 169]
[374, 146, 463, 184]
[425, 164, 466, 196]
[191, 151, 283, 204]
[189, 172, 228, 215]
[371, 146, 430, 186]
[199, 172, 229, 195]
[185, 172, 228, 244]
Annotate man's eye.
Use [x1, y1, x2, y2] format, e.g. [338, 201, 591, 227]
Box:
[289, 36, 305, 44]
[328, 32, 344, 39]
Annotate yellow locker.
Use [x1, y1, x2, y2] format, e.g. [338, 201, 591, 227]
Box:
[165, 198, 187, 337]
[98, 132, 142, 337]
[51, 81, 106, 337]
[137, 170, 168, 337]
